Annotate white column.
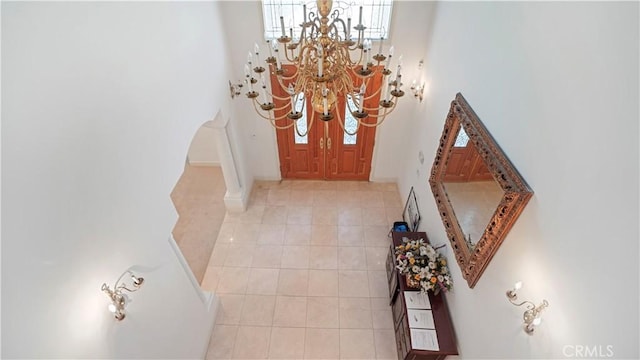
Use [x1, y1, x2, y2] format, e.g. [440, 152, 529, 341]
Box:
[210, 113, 247, 212]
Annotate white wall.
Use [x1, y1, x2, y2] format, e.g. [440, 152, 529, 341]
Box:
[188, 122, 220, 166]
[1, 2, 232, 358]
[398, 2, 639, 359]
[219, 1, 282, 181]
[370, 1, 436, 182]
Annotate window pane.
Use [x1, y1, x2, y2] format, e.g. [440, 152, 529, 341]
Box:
[262, 0, 393, 41]
[294, 93, 308, 144]
[454, 127, 469, 147]
[343, 94, 358, 145]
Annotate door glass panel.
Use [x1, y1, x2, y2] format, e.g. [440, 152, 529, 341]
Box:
[454, 126, 469, 147]
[294, 93, 308, 144]
[343, 94, 358, 145]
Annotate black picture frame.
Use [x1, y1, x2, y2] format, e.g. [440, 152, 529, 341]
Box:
[402, 186, 421, 232]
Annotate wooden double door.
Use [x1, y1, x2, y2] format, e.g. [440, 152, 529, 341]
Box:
[272, 65, 381, 180]
[442, 137, 493, 182]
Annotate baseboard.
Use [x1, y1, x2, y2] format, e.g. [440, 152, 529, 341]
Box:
[369, 176, 398, 183]
[253, 175, 282, 182]
[200, 292, 220, 359]
[188, 160, 221, 167]
[224, 187, 249, 213]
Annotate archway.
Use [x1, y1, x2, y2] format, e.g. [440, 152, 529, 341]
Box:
[170, 121, 226, 283]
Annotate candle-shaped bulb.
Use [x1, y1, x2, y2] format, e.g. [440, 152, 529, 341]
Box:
[275, 47, 282, 70]
[358, 83, 366, 112]
[254, 43, 260, 54]
[378, 27, 385, 54]
[266, 40, 273, 57]
[244, 64, 250, 77]
[532, 317, 542, 326]
[358, 5, 363, 25]
[280, 16, 286, 37]
[260, 74, 268, 104]
[388, 46, 395, 57]
[303, 4, 307, 24]
[386, 82, 392, 102]
[289, 88, 296, 113]
[514, 281, 522, 290]
[247, 51, 253, 65]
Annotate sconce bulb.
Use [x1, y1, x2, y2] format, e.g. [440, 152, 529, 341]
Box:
[514, 281, 522, 290]
[114, 311, 125, 321]
[532, 317, 542, 326]
[108, 304, 116, 313]
[132, 275, 144, 287]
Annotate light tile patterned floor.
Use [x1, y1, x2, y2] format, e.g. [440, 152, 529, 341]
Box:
[171, 165, 227, 283]
[203, 180, 401, 360]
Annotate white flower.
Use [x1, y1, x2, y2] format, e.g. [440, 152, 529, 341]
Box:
[428, 262, 436, 269]
[412, 265, 420, 273]
[419, 246, 428, 256]
[437, 275, 444, 282]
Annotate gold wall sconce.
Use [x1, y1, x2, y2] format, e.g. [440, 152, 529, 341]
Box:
[410, 60, 425, 102]
[506, 281, 549, 335]
[229, 80, 242, 99]
[101, 270, 145, 321]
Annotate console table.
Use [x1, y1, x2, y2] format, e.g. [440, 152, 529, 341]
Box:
[386, 231, 458, 360]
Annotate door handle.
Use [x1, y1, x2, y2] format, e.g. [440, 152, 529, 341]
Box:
[320, 137, 324, 149]
[327, 137, 332, 149]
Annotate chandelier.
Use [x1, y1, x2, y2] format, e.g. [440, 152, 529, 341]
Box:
[241, 0, 404, 137]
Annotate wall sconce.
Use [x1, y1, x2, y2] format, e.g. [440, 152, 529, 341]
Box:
[101, 270, 145, 321]
[229, 80, 242, 99]
[506, 281, 549, 335]
[410, 60, 425, 102]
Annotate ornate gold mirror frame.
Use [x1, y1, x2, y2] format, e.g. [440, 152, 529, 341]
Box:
[429, 93, 533, 288]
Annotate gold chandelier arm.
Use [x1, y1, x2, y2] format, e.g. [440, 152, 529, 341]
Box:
[272, 66, 299, 90]
[364, 95, 399, 116]
[278, 66, 299, 80]
[335, 104, 361, 136]
[273, 102, 294, 112]
[269, 118, 297, 130]
[270, 91, 291, 102]
[251, 99, 291, 122]
[364, 79, 384, 101]
[293, 108, 315, 137]
[263, 79, 292, 102]
[358, 103, 397, 127]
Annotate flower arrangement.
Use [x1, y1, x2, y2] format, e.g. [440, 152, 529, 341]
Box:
[394, 237, 453, 294]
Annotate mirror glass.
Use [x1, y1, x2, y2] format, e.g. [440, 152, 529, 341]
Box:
[441, 127, 503, 250]
[428, 93, 533, 288]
